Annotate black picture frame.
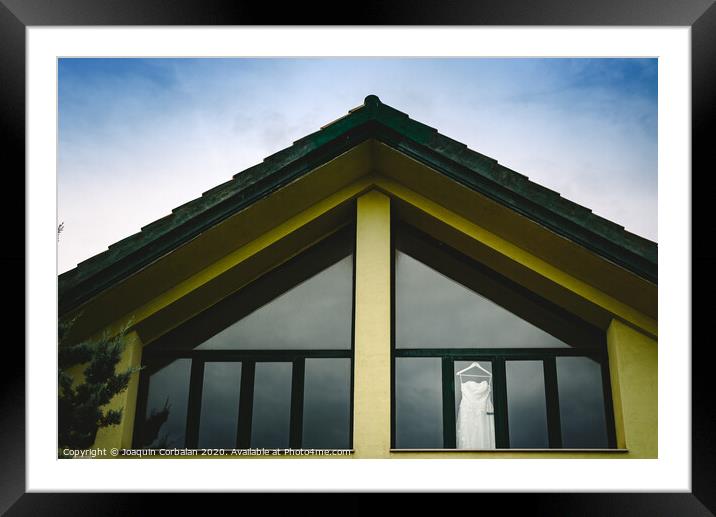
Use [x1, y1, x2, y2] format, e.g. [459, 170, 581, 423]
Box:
[2, 1, 712, 514]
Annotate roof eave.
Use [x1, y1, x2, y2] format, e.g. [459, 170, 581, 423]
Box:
[58, 95, 657, 316]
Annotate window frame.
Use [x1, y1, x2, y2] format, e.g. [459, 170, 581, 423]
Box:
[390, 220, 618, 450]
[132, 224, 357, 450]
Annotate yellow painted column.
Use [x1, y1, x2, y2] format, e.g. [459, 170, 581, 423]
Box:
[353, 190, 392, 458]
[93, 330, 144, 451]
[607, 319, 658, 458]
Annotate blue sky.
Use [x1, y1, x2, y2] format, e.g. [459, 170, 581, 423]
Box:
[58, 58, 657, 274]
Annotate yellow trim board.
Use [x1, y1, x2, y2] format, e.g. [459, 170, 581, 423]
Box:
[62, 141, 375, 344]
[373, 140, 657, 319]
[64, 140, 656, 347]
[69, 171, 656, 348]
[373, 177, 657, 338]
[77, 176, 375, 346]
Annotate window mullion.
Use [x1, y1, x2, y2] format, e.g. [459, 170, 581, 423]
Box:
[236, 361, 255, 448]
[492, 357, 509, 448]
[289, 357, 306, 448]
[599, 350, 618, 449]
[442, 357, 457, 448]
[184, 358, 205, 448]
[132, 366, 151, 448]
[543, 357, 563, 448]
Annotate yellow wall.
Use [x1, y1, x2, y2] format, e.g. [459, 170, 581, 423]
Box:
[353, 191, 392, 458]
[607, 319, 658, 457]
[67, 178, 657, 459]
[62, 331, 143, 453]
[93, 331, 144, 450]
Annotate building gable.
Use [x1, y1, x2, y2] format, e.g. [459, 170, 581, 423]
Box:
[59, 96, 657, 345]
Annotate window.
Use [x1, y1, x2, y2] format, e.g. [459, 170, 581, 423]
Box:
[391, 223, 616, 450]
[133, 226, 355, 449]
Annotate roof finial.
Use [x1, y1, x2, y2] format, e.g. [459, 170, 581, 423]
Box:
[364, 94, 381, 107]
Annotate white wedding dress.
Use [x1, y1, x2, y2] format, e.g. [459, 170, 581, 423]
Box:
[456, 380, 495, 449]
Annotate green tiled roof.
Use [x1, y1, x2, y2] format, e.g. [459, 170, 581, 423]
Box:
[58, 95, 657, 316]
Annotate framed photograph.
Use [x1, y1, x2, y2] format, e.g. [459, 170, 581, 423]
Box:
[4, 0, 713, 514]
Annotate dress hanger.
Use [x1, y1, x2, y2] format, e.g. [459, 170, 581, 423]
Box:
[456, 361, 492, 376]
[456, 362, 492, 388]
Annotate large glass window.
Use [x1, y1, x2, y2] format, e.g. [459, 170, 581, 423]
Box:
[392, 224, 616, 450]
[395, 357, 444, 449]
[134, 226, 355, 449]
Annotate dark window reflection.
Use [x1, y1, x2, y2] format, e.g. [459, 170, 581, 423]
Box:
[557, 356, 608, 448]
[143, 359, 191, 448]
[251, 362, 292, 448]
[302, 358, 351, 449]
[198, 362, 242, 448]
[197, 255, 353, 350]
[395, 358, 443, 448]
[506, 360, 549, 448]
[395, 251, 568, 349]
